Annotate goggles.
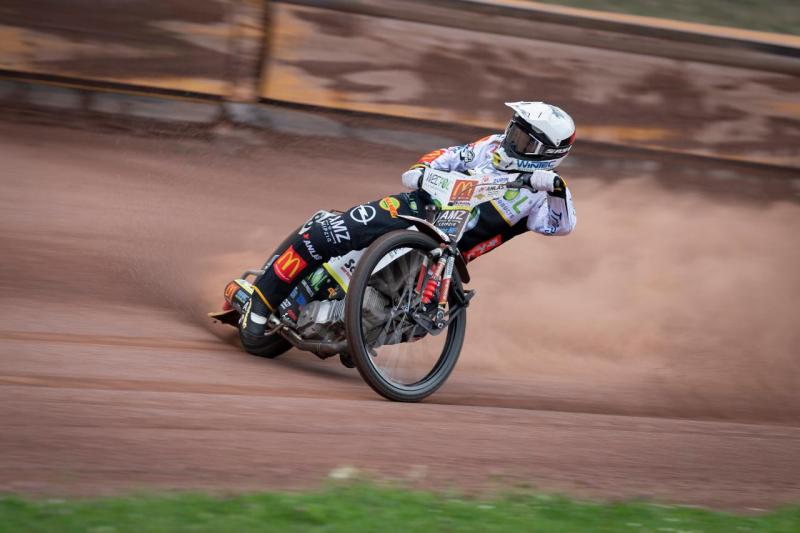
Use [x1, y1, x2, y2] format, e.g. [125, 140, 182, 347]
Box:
[502, 120, 573, 161]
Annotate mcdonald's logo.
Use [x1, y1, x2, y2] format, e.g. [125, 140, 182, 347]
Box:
[449, 179, 476, 203]
[273, 245, 308, 283]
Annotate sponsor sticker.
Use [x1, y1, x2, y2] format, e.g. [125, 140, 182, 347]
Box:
[307, 268, 328, 292]
[224, 281, 239, 302]
[299, 210, 337, 235]
[379, 196, 400, 218]
[234, 289, 250, 306]
[492, 190, 535, 225]
[324, 250, 363, 292]
[342, 258, 357, 277]
[301, 233, 322, 260]
[320, 216, 351, 244]
[464, 235, 503, 262]
[435, 209, 469, 235]
[438, 210, 468, 221]
[516, 159, 557, 170]
[273, 245, 308, 283]
[544, 146, 570, 155]
[349, 204, 376, 225]
[473, 183, 505, 202]
[428, 173, 450, 190]
[449, 179, 476, 204]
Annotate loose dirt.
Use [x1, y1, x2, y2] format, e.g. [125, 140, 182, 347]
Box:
[1, 116, 798, 509]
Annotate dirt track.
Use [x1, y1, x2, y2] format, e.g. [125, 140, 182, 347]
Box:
[1, 113, 798, 509]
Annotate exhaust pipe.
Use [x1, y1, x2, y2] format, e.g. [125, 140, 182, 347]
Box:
[278, 328, 347, 359]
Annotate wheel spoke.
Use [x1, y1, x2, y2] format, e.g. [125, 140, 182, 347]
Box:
[348, 232, 466, 401]
[373, 309, 397, 349]
[361, 249, 447, 386]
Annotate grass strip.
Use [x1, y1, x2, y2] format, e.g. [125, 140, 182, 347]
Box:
[1, 484, 799, 532]
[532, 0, 800, 36]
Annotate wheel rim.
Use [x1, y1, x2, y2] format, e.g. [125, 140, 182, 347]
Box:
[357, 246, 456, 391]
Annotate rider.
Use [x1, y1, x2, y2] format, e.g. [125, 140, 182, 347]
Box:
[241, 101, 577, 339]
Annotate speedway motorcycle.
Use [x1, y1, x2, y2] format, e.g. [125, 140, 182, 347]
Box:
[210, 170, 539, 401]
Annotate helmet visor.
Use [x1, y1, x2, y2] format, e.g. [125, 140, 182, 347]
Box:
[502, 120, 572, 161]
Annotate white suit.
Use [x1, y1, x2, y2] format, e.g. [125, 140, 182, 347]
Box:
[405, 134, 576, 237]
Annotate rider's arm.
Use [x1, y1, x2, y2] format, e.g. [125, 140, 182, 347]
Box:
[401, 135, 503, 189]
[526, 173, 576, 236]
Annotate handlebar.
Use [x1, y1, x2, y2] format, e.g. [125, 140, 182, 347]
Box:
[507, 173, 564, 193]
[506, 174, 533, 190]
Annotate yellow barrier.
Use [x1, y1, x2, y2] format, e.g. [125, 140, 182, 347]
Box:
[0, 0, 266, 99]
[1, 1, 797, 166]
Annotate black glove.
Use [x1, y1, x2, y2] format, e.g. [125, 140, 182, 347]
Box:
[550, 175, 568, 198]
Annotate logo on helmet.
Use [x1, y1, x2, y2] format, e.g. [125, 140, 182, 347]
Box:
[517, 159, 557, 170]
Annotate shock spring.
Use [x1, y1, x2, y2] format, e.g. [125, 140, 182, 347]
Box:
[420, 256, 446, 305]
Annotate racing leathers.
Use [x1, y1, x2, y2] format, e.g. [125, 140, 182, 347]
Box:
[244, 133, 576, 331]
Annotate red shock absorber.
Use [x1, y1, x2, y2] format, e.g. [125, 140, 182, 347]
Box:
[421, 257, 446, 304]
[421, 277, 438, 304]
[414, 256, 430, 294]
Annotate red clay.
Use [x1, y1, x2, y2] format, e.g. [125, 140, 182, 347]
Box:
[0, 117, 798, 509]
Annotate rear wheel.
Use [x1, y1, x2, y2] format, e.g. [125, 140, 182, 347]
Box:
[345, 230, 467, 402]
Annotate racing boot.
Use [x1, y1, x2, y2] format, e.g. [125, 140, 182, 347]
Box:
[240, 293, 270, 340]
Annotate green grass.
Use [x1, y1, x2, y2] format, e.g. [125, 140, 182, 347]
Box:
[533, 0, 800, 35]
[1, 484, 799, 532]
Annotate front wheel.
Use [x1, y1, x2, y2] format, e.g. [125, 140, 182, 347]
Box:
[344, 230, 467, 402]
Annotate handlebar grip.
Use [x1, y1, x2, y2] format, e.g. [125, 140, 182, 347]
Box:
[507, 174, 531, 189]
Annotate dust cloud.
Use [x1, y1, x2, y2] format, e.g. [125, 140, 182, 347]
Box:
[461, 176, 800, 419]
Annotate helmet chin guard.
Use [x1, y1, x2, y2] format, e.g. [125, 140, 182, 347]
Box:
[492, 147, 566, 172]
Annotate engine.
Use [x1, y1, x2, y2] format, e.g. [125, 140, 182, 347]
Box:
[296, 299, 346, 341]
[296, 287, 390, 343]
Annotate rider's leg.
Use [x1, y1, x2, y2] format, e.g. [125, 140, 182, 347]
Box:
[456, 205, 529, 263]
[242, 192, 423, 337]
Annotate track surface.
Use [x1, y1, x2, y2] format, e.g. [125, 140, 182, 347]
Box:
[1, 114, 798, 509]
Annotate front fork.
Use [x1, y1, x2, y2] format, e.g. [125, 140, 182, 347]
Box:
[416, 246, 456, 329]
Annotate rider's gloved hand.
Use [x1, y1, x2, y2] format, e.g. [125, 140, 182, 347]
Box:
[401, 164, 427, 190]
[529, 170, 568, 198]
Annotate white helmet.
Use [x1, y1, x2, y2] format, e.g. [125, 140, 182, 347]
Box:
[492, 102, 576, 172]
